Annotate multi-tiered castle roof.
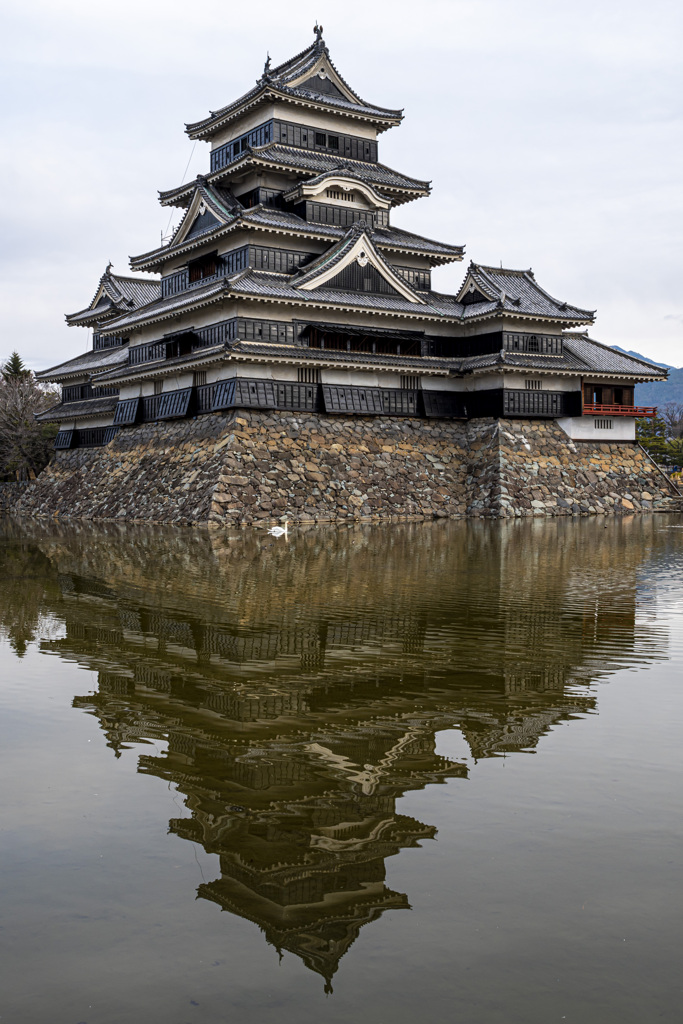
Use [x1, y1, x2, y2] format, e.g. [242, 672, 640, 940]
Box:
[38, 27, 666, 447]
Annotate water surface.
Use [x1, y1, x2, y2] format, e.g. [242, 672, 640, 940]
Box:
[1, 516, 682, 1023]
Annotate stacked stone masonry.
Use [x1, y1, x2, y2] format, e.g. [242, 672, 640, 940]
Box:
[11, 412, 681, 525]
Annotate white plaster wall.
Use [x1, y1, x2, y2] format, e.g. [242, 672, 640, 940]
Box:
[213, 363, 298, 381]
[210, 105, 277, 148]
[76, 416, 114, 428]
[557, 416, 636, 441]
[322, 370, 381, 387]
[209, 105, 378, 154]
[272, 103, 378, 139]
[498, 373, 582, 392]
[421, 378, 465, 392]
[163, 373, 194, 391]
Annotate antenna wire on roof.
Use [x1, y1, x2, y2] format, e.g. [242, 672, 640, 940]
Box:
[163, 141, 198, 242]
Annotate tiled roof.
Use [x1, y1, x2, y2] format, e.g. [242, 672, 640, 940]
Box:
[36, 345, 129, 381]
[159, 149, 429, 209]
[229, 340, 448, 373]
[460, 263, 594, 323]
[281, 166, 391, 203]
[290, 222, 365, 286]
[563, 334, 668, 378]
[372, 225, 463, 261]
[290, 223, 424, 303]
[130, 204, 463, 273]
[35, 396, 119, 422]
[228, 269, 455, 317]
[458, 350, 589, 374]
[108, 259, 612, 339]
[66, 268, 161, 325]
[101, 278, 230, 333]
[185, 39, 402, 140]
[94, 344, 227, 384]
[164, 180, 242, 251]
[243, 208, 463, 261]
[233, 145, 429, 196]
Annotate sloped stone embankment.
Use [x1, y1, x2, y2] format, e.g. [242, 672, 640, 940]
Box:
[11, 411, 679, 525]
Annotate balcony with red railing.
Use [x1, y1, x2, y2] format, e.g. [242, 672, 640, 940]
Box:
[583, 403, 657, 418]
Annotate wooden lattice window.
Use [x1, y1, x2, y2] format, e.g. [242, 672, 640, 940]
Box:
[525, 379, 542, 390]
[188, 253, 218, 282]
[298, 367, 321, 383]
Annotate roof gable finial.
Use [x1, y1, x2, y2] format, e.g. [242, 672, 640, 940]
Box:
[263, 52, 271, 79]
[313, 22, 324, 45]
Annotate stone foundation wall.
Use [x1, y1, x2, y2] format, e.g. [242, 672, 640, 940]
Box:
[0, 482, 31, 514]
[12, 410, 680, 525]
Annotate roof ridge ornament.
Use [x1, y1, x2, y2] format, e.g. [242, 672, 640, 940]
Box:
[313, 23, 324, 45]
[262, 53, 272, 82]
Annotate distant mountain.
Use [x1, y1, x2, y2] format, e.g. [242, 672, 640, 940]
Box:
[636, 370, 683, 408]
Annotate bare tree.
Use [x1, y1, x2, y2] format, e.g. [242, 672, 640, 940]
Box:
[661, 402, 683, 439]
[0, 373, 60, 480]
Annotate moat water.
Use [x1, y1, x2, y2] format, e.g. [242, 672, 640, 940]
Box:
[1, 515, 682, 1024]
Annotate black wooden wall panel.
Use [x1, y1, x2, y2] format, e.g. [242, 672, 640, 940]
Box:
[113, 398, 141, 426]
[322, 385, 421, 416]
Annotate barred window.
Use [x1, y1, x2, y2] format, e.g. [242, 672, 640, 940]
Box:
[400, 375, 420, 390]
[154, 380, 163, 395]
[595, 419, 613, 430]
[525, 379, 542, 390]
[193, 370, 207, 387]
[298, 367, 321, 383]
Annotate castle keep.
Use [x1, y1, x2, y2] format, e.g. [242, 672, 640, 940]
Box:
[22, 28, 675, 525]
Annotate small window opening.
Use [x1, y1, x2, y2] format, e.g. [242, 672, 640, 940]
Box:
[400, 375, 420, 390]
[298, 367, 321, 383]
[525, 379, 542, 390]
[154, 380, 163, 395]
[595, 419, 613, 430]
[315, 132, 326, 146]
[189, 253, 218, 282]
[193, 370, 207, 387]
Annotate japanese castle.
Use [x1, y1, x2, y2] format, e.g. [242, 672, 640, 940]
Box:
[38, 27, 665, 449]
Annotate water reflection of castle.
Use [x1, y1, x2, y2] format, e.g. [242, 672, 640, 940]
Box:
[0, 517, 669, 989]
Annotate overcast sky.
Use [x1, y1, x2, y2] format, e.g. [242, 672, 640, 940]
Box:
[1, 0, 681, 371]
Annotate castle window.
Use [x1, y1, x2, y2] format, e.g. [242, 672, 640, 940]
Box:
[193, 370, 207, 387]
[400, 375, 420, 390]
[154, 380, 163, 395]
[315, 132, 326, 146]
[525, 379, 542, 390]
[298, 367, 321, 383]
[527, 336, 540, 352]
[189, 253, 218, 282]
[326, 189, 355, 202]
[595, 419, 613, 430]
[327, 135, 339, 149]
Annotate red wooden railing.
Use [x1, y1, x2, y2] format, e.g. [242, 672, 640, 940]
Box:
[583, 403, 657, 418]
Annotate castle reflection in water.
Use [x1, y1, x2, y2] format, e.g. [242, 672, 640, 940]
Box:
[0, 517, 669, 990]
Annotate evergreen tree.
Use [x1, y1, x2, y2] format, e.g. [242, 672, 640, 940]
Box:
[1, 351, 29, 381]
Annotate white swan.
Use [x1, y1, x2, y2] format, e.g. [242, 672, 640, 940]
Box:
[267, 522, 289, 538]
